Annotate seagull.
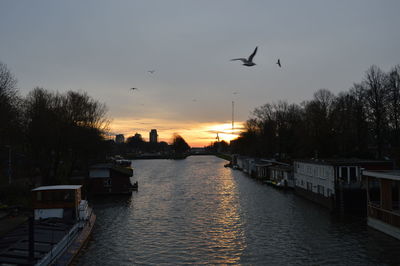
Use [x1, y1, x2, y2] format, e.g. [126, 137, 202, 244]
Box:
[231, 47, 258, 67]
[148, 70, 155, 74]
[276, 59, 281, 68]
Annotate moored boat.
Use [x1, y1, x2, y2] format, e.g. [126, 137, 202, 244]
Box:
[0, 185, 95, 265]
[89, 163, 137, 195]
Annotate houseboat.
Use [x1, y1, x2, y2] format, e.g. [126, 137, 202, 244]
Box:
[0, 185, 95, 265]
[89, 163, 137, 195]
[269, 164, 294, 188]
[363, 170, 400, 240]
[112, 155, 132, 167]
[253, 162, 271, 180]
[293, 159, 392, 210]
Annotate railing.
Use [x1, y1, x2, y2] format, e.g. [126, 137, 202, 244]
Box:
[368, 204, 400, 228]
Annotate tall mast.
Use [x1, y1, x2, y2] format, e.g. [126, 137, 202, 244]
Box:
[232, 101, 234, 132]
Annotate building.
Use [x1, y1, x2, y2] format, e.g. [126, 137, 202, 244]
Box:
[363, 170, 400, 240]
[149, 129, 158, 143]
[133, 133, 142, 140]
[115, 134, 125, 143]
[293, 159, 393, 210]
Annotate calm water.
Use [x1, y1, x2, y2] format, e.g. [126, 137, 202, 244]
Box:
[77, 156, 400, 265]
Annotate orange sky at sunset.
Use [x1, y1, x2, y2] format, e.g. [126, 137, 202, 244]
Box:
[109, 118, 244, 147]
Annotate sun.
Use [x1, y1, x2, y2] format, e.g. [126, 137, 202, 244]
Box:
[207, 123, 242, 143]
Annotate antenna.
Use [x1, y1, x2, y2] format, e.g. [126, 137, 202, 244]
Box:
[232, 101, 234, 133]
[216, 132, 220, 142]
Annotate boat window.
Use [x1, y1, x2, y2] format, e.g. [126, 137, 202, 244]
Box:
[341, 167, 348, 180]
[368, 177, 381, 206]
[349, 167, 357, 183]
[35, 190, 75, 203]
[318, 185, 324, 195]
[392, 181, 400, 211]
[104, 178, 112, 187]
[307, 182, 312, 191]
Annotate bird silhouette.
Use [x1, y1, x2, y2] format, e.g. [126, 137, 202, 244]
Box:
[130, 88, 138, 91]
[148, 70, 155, 74]
[276, 59, 281, 68]
[231, 47, 258, 67]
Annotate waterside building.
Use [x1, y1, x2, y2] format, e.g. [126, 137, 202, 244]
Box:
[294, 159, 393, 210]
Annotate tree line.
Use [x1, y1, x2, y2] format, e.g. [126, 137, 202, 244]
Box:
[0, 61, 110, 185]
[230, 65, 400, 164]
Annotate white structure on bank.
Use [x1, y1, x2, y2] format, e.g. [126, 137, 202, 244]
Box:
[363, 170, 400, 240]
[293, 159, 392, 210]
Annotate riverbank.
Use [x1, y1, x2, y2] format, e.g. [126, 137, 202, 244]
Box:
[215, 153, 231, 161]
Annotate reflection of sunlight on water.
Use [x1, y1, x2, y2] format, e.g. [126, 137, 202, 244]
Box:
[207, 167, 246, 264]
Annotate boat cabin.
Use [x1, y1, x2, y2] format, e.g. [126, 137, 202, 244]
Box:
[32, 185, 86, 223]
[253, 162, 271, 179]
[364, 170, 400, 240]
[269, 165, 294, 188]
[89, 163, 135, 195]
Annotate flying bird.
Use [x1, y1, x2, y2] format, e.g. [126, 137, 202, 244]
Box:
[276, 59, 281, 68]
[130, 87, 139, 92]
[231, 47, 258, 67]
[148, 70, 155, 74]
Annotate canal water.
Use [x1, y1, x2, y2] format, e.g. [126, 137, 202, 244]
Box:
[77, 156, 400, 265]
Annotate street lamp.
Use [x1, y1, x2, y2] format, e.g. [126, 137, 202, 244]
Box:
[5, 145, 11, 184]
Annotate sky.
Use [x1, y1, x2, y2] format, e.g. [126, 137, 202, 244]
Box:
[1, 0, 400, 146]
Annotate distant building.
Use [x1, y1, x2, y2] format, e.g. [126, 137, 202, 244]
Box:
[149, 129, 158, 143]
[133, 133, 142, 140]
[115, 134, 125, 143]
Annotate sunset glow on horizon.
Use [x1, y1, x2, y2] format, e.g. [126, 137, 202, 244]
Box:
[109, 118, 244, 147]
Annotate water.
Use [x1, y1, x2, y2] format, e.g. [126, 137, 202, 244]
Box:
[77, 156, 400, 265]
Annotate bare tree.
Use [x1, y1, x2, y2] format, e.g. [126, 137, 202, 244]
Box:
[0, 62, 21, 146]
[24, 88, 110, 184]
[363, 65, 388, 158]
[387, 65, 400, 147]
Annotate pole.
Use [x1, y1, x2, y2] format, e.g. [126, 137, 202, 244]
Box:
[29, 216, 34, 263]
[5, 145, 11, 184]
[232, 101, 234, 132]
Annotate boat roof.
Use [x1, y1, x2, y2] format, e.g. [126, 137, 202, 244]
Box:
[32, 185, 82, 191]
[363, 170, 400, 181]
[294, 158, 391, 166]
